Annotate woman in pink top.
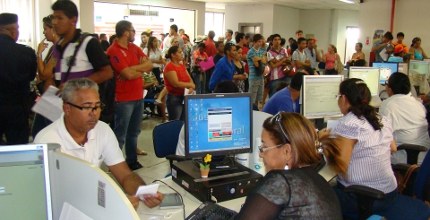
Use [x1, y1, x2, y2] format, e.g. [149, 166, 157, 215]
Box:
[323, 44, 340, 75]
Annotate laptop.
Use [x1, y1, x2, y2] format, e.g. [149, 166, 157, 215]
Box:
[0, 144, 58, 220]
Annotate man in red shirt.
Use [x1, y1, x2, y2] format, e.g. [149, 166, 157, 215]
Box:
[204, 30, 217, 58]
[107, 20, 153, 170]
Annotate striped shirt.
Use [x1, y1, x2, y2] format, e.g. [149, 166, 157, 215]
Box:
[332, 112, 397, 193]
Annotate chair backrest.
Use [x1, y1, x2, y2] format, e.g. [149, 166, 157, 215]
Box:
[152, 120, 184, 158]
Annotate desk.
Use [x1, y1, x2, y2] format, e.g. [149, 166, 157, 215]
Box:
[136, 177, 245, 219]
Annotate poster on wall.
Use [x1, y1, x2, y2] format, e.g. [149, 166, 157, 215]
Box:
[372, 29, 385, 45]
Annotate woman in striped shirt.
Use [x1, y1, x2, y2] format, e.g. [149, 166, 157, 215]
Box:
[323, 78, 430, 219]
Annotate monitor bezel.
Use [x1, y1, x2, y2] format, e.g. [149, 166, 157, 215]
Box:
[301, 75, 344, 119]
[184, 93, 253, 158]
[408, 60, 430, 75]
[349, 67, 381, 96]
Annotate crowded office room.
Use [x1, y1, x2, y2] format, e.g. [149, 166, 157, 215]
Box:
[1, 0, 430, 219]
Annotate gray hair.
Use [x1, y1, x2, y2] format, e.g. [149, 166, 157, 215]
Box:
[62, 78, 99, 103]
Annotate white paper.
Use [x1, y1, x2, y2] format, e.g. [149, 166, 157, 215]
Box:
[379, 47, 389, 61]
[184, 88, 196, 96]
[59, 202, 93, 220]
[326, 119, 339, 130]
[135, 184, 159, 200]
[31, 86, 63, 121]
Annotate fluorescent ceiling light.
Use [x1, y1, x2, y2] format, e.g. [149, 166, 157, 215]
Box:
[339, 0, 355, 4]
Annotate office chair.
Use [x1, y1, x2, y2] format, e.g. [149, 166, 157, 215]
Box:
[152, 120, 189, 167]
[414, 151, 430, 203]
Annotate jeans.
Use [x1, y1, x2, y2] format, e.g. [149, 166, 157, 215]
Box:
[166, 94, 184, 121]
[334, 182, 430, 220]
[191, 68, 206, 94]
[113, 99, 143, 165]
[268, 76, 291, 97]
[249, 77, 264, 105]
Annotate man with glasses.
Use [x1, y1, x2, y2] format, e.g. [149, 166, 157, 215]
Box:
[106, 20, 153, 170]
[51, 0, 112, 85]
[0, 13, 36, 145]
[35, 78, 163, 208]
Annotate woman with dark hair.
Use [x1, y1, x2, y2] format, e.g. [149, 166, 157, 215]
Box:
[163, 46, 195, 121]
[233, 45, 247, 92]
[32, 14, 59, 137]
[409, 37, 428, 60]
[144, 36, 165, 84]
[324, 78, 430, 219]
[234, 112, 343, 219]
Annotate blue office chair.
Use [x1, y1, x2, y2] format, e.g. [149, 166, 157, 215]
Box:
[414, 151, 430, 203]
[152, 120, 188, 167]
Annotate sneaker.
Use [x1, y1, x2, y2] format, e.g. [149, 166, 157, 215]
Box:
[154, 99, 162, 105]
[136, 148, 148, 156]
[128, 162, 143, 171]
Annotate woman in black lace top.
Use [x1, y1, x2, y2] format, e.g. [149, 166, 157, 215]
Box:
[235, 112, 345, 220]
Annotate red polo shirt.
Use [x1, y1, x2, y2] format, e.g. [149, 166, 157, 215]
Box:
[204, 38, 217, 58]
[164, 62, 191, 96]
[107, 41, 145, 102]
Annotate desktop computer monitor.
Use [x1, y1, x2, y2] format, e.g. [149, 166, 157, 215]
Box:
[0, 144, 56, 220]
[349, 67, 380, 96]
[372, 62, 399, 84]
[409, 60, 430, 75]
[301, 75, 343, 119]
[398, 63, 409, 74]
[184, 93, 253, 158]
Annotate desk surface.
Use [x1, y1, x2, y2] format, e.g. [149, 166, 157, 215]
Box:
[136, 177, 245, 219]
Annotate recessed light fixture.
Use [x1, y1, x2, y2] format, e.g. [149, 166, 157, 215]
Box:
[339, 0, 355, 4]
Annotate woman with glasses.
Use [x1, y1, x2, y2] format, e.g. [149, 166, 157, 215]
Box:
[234, 112, 343, 219]
[325, 78, 430, 219]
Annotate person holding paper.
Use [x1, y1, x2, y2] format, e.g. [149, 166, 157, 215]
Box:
[34, 78, 163, 209]
[371, 31, 394, 62]
[163, 46, 195, 121]
[192, 42, 209, 94]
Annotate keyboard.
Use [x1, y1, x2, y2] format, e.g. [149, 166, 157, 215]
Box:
[186, 202, 237, 220]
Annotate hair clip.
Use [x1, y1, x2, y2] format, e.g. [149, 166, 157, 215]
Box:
[315, 140, 323, 154]
[355, 80, 366, 85]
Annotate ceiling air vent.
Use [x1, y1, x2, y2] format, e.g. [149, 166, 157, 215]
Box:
[129, 9, 159, 16]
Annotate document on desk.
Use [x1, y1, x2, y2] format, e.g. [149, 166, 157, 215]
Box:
[59, 202, 93, 220]
[135, 183, 159, 200]
[32, 85, 63, 121]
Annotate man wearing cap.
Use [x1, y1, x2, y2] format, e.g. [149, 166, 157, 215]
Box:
[50, 0, 112, 85]
[0, 13, 37, 144]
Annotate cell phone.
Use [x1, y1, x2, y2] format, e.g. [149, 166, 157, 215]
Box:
[159, 193, 182, 209]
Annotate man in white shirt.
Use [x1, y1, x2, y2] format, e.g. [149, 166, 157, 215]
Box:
[34, 78, 163, 208]
[292, 37, 310, 70]
[380, 72, 430, 164]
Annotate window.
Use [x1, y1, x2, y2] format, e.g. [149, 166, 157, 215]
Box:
[0, 0, 35, 47]
[205, 12, 224, 38]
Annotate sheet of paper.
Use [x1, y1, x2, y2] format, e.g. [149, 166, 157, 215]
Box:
[379, 47, 389, 61]
[31, 86, 63, 121]
[135, 184, 159, 200]
[59, 202, 93, 220]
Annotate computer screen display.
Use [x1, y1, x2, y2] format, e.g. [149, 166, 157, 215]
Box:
[372, 62, 399, 84]
[301, 75, 343, 119]
[185, 93, 252, 157]
[349, 67, 380, 96]
[0, 144, 53, 220]
[398, 63, 409, 74]
[409, 60, 430, 75]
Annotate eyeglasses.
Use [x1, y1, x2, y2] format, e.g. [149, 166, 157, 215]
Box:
[66, 102, 105, 112]
[258, 143, 284, 153]
[270, 112, 290, 144]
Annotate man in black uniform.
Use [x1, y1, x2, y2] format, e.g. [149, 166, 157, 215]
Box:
[0, 13, 37, 144]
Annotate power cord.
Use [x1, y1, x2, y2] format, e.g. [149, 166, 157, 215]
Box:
[152, 179, 186, 220]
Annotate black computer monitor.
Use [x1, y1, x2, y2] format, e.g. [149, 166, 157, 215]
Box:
[184, 93, 253, 158]
[372, 62, 399, 84]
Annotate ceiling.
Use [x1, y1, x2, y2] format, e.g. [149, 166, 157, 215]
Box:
[189, 0, 360, 10]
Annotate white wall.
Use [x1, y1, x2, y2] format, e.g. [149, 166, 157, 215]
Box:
[273, 5, 299, 39]
[299, 9, 332, 54]
[225, 4, 274, 38]
[334, 9, 359, 63]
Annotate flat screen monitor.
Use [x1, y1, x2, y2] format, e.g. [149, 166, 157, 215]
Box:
[185, 93, 253, 158]
[301, 75, 344, 119]
[0, 144, 54, 220]
[349, 67, 380, 96]
[398, 63, 409, 74]
[372, 62, 399, 84]
[409, 60, 430, 75]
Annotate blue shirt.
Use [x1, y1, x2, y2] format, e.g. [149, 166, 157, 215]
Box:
[262, 88, 299, 115]
[247, 47, 266, 79]
[209, 56, 235, 91]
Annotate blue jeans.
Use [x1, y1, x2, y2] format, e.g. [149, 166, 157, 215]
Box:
[334, 182, 430, 220]
[113, 99, 143, 165]
[166, 94, 184, 121]
[191, 68, 206, 94]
